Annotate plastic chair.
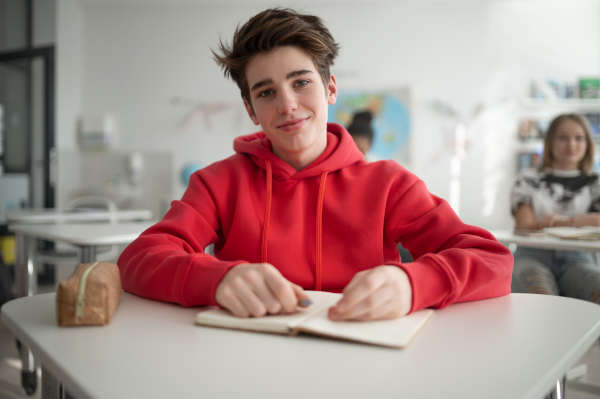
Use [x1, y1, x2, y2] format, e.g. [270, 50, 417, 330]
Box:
[0, 250, 14, 307]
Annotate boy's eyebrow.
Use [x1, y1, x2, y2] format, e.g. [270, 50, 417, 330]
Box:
[249, 69, 314, 92]
[286, 69, 313, 79]
[250, 78, 273, 93]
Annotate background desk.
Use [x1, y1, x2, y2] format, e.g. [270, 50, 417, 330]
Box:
[6, 208, 153, 224]
[490, 229, 600, 252]
[9, 221, 154, 297]
[3, 292, 600, 399]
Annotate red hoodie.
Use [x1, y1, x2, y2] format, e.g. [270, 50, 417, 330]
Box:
[118, 123, 513, 312]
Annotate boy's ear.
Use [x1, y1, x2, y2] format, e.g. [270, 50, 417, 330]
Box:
[327, 73, 338, 105]
[243, 99, 260, 125]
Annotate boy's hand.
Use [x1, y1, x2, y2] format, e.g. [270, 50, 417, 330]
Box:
[215, 263, 309, 318]
[328, 266, 412, 321]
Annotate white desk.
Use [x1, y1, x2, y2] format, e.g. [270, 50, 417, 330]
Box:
[6, 208, 153, 295]
[2, 292, 600, 399]
[8, 221, 155, 297]
[490, 229, 600, 252]
[6, 221, 154, 395]
[491, 228, 600, 396]
[6, 208, 153, 224]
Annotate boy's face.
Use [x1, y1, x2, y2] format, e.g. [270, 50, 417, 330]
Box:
[243, 46, 337, 170]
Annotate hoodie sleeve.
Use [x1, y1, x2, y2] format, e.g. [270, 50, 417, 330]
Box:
[117, 171, 245, 307]
[385, 177, 514, 313]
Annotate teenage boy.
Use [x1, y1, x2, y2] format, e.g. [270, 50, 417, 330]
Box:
[118, 8, 513, 321]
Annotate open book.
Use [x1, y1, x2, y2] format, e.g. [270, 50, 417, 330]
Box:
[195, 291, 434, 349]
[513, 229, 546, 237]
[543, 226, 600, 240]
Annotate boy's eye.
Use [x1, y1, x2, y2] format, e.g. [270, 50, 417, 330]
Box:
[258, 89, 274, 98]
[295, 80, 309, 87]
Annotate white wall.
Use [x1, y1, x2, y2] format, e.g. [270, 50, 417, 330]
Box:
[56, 0, 84, 151]
[56, 0, 600, 229]
[55, 0, 84, 208]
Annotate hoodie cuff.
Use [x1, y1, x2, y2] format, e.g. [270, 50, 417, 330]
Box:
[182, 257, 247, 306]
[395, 258, 451, 313]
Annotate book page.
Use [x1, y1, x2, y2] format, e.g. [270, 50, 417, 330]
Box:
[296, 308, 434, 349]
[513, 229, 545, 237]
[194, 291, 341, 334]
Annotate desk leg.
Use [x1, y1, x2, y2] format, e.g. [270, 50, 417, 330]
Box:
[15, 233, 37, 297]
[80, 246, 96, 264]
[544, 378, 565, 399]
[15, 233, 38, 395]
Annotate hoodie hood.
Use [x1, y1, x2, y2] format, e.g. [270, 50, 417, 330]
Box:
[233, 123, 364, 180]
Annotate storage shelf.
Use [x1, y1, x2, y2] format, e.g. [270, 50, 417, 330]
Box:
[517, 140, 544, 151]
[519, 98, 600, 110]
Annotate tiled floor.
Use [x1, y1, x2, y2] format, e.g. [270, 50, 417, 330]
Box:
[0, 285, 599, 399]
[568, 342, 600, 399]
[0, 275, 55, 399]
[0, 321, 42, 399]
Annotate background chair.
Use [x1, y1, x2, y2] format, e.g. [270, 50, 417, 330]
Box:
[0, 251, 13, 307]
[37, 195, 121, 284]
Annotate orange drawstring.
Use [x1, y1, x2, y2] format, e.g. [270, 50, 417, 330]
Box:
[261, 159, 273, 263]
[315, 172, 328, 291]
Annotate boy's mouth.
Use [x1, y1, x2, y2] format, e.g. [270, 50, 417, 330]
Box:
[278, 118, 308, 131]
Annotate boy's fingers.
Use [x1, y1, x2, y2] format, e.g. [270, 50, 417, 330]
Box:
[334, 269, 383, 314]
[263, 269, 300, 313]
[222, 293, 249, 318]
[217, 263, 289, 316]
[341, 286, 399, 321]
[329, 266, 412, 321]
[292, 284, 313, 307]
[252, 280, 283, 315]
[222, 285, 266, 317]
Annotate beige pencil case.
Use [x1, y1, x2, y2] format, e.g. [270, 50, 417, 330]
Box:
[56, 261, 121, 326]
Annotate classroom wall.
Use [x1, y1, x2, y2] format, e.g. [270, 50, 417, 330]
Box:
[55, 0, 600, 229]
[56, 0, 83, 152]
[55, 0, 84, 209]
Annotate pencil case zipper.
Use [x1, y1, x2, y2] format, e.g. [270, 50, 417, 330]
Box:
[75, 261, 100, 324]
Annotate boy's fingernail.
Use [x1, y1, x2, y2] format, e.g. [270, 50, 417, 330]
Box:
[299, 297, 313, 307]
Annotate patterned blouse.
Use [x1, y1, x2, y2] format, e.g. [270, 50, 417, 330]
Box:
[511, 168, 600, 220]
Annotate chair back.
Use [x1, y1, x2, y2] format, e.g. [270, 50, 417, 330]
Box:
[66, 196, 118, 224]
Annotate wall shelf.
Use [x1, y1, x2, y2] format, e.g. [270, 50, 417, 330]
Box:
[519, 98, 600, 110]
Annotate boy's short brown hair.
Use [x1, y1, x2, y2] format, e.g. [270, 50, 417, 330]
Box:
[213, 8, 340, 104]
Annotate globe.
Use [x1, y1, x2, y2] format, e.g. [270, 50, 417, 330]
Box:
[180, 162, 204, 186]
[328, 90, 411, 161]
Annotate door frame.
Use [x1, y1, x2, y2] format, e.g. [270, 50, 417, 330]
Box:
[0, 46, 55, 208]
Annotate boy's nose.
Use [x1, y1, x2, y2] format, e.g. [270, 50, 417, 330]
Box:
[277, 90, 298, 114]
